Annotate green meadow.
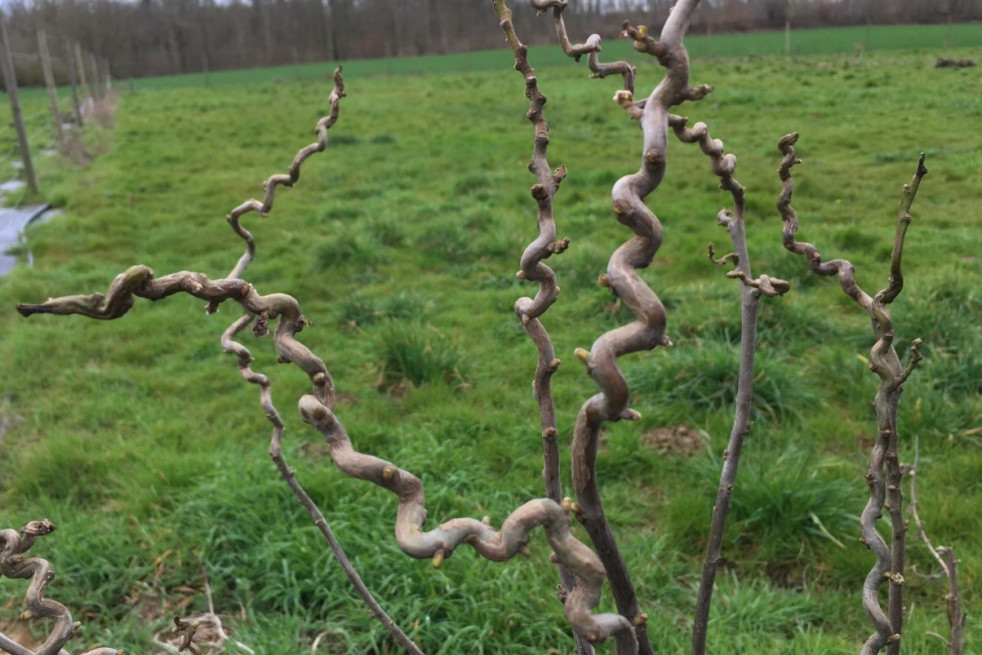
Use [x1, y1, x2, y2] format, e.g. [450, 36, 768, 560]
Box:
[0, 22, 980, 654]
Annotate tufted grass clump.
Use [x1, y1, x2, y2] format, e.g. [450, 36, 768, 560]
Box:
[372, 320, 469, 391]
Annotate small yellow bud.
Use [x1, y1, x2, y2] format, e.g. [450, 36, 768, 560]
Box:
[432, 550, 445, 569]
[574, 348, 590, 364]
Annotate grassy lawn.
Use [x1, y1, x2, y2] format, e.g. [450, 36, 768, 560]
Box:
[0, 23, 980, 655]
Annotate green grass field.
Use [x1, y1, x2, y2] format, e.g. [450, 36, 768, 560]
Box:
[0, 22, 980, 655]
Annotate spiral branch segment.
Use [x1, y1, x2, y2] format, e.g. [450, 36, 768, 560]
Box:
[297, 394, 636, 653]
[563, 3, 708, 653]
[493, 9, 599, 653]
[529, 0, 636, 94]
[777, 134, 927, 655]
[216, 68, 346, 306]
[16, 267, 335, 410]
[0, 520, 121, 655]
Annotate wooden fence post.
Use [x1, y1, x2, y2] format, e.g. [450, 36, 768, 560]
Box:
[87, 51, 101, 98]
[74, 42, 91, 106]
[0, 12, 38, 193]
[36, 28, 64, 152]
[65, 43, 83, 127]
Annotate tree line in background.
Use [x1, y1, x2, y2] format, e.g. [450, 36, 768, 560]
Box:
[0, 0, 980, 85]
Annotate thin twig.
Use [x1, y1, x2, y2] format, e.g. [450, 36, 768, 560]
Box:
[672, 113, 787, 655]
[909, 438, 965, 655]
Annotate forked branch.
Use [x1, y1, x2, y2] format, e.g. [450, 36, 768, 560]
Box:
[778, 133, 927, 655]
[529, 0, 636, 93]
[670, 114, 788, 655]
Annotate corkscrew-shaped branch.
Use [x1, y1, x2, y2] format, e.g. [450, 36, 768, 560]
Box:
[777, 133, 927, 655]
[529, 0, 636, 95]
[564, 2, 707, 652]
[0, 520, 121, 655]
[669, 115, 788, 655]
[220, 313, 425, 655]
[493, 4, 594, 653]
[297, 395, 637, 653]
[496, 0, 567, 494]
[207, 68, 346, 314]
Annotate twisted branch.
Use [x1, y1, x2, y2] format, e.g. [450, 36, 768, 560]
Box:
[560, 2, 708, 652]
[298, 396, 637, 653]
[670, 115, 788, 655]
[529, 0, 636, 95]
[16, 71, 420, 653]
[493, 4, 594, 653]
[777, 133, 927, 655]
[219, 313, 425, 655]
[0, 520, 120, 655]
[208, 68, 346, 313]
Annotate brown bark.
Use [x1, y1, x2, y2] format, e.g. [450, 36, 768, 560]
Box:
[777, 133, 927, 655]
[671, 115, 788, 655]
[0, 520, 121, 655]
